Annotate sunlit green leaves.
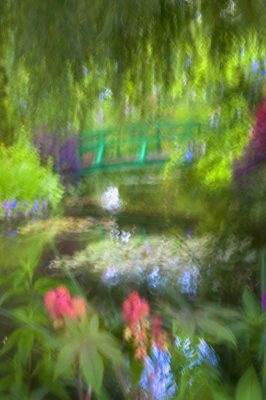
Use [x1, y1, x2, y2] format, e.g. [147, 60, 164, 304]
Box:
[54, 313, 123, 395]
[80, 347, 104, 393]
[236, 365, 262, 400]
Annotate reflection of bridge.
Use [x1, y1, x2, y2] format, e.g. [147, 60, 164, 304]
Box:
[79, 120, 208, 176]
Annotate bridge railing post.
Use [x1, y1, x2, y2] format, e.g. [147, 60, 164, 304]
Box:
[138, 135, 148, 163]
[95, 130, 105, 165]
[156, 125, 162, 153]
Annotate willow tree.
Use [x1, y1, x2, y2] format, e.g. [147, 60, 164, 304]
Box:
[1, 0, 266, 142]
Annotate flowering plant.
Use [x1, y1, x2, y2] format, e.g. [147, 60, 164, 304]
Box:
[44, 286, 122, 400]
[123, 291, 168, 361]
[44, 286, 87, 328]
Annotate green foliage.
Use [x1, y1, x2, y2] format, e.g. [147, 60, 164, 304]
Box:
[0, 0, 265, 134]
[54, 314, 123, 395]
[236, 365, 262, 400]
[0, 229, 124, 399]
[0, 138, 63, 208]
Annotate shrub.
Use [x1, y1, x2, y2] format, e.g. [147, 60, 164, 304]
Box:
[0, 139, 63, 214]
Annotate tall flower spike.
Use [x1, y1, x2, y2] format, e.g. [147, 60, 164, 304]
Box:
[123, 291, 150, 324]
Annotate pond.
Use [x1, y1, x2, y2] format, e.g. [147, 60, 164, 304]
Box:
[1, 195, 258, 310]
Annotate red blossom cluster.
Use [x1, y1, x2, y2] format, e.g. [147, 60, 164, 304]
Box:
[123, 291, 167, 361]
[151, 315, 168, 352]
[44, 286, 87, 328]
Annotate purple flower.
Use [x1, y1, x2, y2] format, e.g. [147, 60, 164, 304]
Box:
[3, 229, 17, 238]
[2, 201, 10, 217]
[262, 291, 266, 309]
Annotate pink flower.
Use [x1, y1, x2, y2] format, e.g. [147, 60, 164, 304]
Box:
[44, 290, 58, 319]
[44, 286, 87, 324]
[123, 291, 150, 324]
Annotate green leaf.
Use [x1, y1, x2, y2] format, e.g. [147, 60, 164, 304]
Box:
[236, 366, 262, 400]
[130, 357, 143, 386]
[17, 330, 34, 365]
[54, 344, 78, 379]
[242, 289, 261, 318]
[199, 318, 236, 346]
[0, 329, 21, 356]
[33, 277, 62, 294]
[88, 314, 99, 335]
[80, 347, 104, 393]
[0, 375, 14, 391]
[97, 333, 123, 364]
[29, 387, 50, 400]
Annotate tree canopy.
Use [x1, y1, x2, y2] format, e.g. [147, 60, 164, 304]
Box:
[1, 0, 266, 139]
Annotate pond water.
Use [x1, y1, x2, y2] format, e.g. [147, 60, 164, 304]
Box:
[0, 198, 258, 312]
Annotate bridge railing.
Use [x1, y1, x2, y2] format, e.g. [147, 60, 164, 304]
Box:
[79, 120, 211, 174]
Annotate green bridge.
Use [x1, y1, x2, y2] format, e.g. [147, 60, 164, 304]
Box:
[79, 120, 210, 175]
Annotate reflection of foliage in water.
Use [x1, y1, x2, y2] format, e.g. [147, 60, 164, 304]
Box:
[50, 234, 203, 296]
[47, 231, 256, 299]
[49, 227, 258, 304]
[199, 235, 257, 302]
[19, 216, 112, 235]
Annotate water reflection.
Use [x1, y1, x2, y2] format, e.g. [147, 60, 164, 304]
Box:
[101, 186, 123, 212]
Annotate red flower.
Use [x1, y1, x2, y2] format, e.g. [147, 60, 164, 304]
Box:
[123, 291, 150, 324]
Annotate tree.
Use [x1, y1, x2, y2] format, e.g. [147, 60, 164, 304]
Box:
[1, 0, 266, 142]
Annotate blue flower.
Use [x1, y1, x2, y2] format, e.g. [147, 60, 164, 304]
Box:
[99, 91, 105, 103]
[252, 60, 260, 73]
[101, 268, 120, 286]
[174, 335, 219, 370]
[140, 346, 177, 400]
[32, 200, 39, 213]
[10, 199, 17, 209]
[147, 267, 161, 289]
[198, 339, 218, 367]
[187, 149, 193, 161]
[178, 268, 199, 296]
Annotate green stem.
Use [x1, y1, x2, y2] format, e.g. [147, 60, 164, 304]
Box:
[76, 358, 83, 400]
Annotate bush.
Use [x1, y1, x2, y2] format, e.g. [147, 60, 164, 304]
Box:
[0, 139, 63, 213]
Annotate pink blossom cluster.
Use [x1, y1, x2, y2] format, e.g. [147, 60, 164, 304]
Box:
[123, 291, 168, 361]
[44, 286, 87, 328]
[123, 291, 150, 324]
